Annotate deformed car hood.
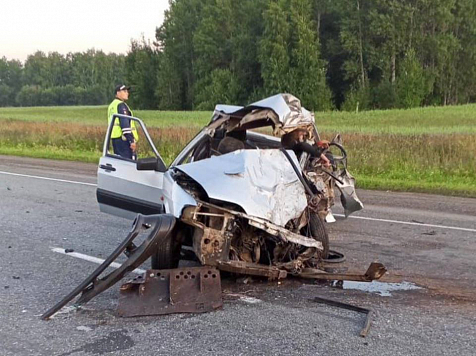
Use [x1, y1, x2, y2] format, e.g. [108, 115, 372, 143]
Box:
[175, 149, 307, 227]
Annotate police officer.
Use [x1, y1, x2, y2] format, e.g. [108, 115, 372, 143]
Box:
[107, 84, 139, 159]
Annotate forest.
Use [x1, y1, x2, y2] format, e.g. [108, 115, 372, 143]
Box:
[1, 0, 475, 111]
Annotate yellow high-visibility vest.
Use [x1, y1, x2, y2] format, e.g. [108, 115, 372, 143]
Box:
[107, 99, 139, 141]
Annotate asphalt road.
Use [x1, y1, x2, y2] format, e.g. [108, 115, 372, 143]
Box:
[0, 155, 475, 356]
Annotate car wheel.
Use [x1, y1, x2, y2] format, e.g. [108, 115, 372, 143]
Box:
[306, 213, 329, 259]
[151, 230, 181, 269]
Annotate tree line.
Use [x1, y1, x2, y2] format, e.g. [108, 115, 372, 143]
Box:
[0, 50, 126, 107]
[2, 0, 476, 111]
[152, 0, 476, 111]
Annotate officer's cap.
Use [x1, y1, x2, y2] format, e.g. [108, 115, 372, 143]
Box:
[114, 84, 131, 93]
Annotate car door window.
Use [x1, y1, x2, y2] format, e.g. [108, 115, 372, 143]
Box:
[105, 114, 164, 165]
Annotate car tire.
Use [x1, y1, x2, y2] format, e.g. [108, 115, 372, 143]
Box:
[308, 213, 329, 259]
[151, 230, 181, 269]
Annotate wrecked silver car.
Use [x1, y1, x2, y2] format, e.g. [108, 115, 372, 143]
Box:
[96, 94, 363, 278]
[42, 94, 381, 320]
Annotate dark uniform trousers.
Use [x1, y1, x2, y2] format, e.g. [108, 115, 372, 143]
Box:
[112, 138, 133, 159]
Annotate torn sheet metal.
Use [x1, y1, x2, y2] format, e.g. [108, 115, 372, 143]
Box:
[177, 149, 307, 227]
[336, 169, 364, 217]
[196, 200, 323, 250]
[118, 267, 222, 317]
[41, 214, 176, 320]
[253, 94, 315, 135]
[211, 93, 311, 125]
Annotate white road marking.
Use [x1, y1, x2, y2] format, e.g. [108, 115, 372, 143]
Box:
[334, 214, 476, 233]
[51, 247, 146, 275]
[2, 169, 474, 233]
[0, 170, 96, 187]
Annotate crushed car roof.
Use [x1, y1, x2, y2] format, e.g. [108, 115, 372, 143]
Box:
[212, 94, 315, 133]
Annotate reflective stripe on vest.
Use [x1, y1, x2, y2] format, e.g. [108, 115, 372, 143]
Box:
[107, 99, 139, 141]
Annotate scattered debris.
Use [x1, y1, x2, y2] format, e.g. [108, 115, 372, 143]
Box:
[42, 214, 176, 320]
[312, 296, 373, 337]
[76, 326, 93, 332]
[411, 219, 424, 224]
[50, 305, 80, 318]
[43, 213, 387, 320]
[236, 276, 253, 284]
[239, 296, 262, 304]
[223, 291, 255, 301]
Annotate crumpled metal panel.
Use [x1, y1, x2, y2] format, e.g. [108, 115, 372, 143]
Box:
[212, 93, 314, 132]
[214, 104, 244, 114]
[176, 149, 307, 227]
[336, 169, 364, 217]
[252, 94, 315, 134]
[162, 171, 198, 218]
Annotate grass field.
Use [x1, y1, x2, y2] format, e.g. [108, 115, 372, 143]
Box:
[1, 105, 475, 197]
[0, 106, 211, 128]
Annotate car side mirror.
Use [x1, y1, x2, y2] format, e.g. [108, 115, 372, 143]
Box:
[136, 157, 167, 172]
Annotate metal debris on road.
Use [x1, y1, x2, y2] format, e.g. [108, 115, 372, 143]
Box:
[42, 210, 387, 320]
[299, 262, 387, 282]
[118, 267, 223, 317]
[312, 296, 373, 337]
[76, 326, 93, 332]
[41, 214, 176, 320]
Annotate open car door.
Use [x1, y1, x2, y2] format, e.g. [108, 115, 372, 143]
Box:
[97, 114, 167, 220]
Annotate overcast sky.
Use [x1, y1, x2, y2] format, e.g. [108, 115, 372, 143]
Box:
[0, 0, 169, 62]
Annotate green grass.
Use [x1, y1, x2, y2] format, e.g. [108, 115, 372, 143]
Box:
[0, 105, 211, 128]
[315, 104, 476, 134]
[0, 146, 100, 163]
[2, 103, 476, 133]
[357, 175, 476, 196]
[1, 104, 476, 197]
[0, 104, 476, 135]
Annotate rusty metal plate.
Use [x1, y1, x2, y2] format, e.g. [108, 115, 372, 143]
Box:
[117, 267, 223, 317]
